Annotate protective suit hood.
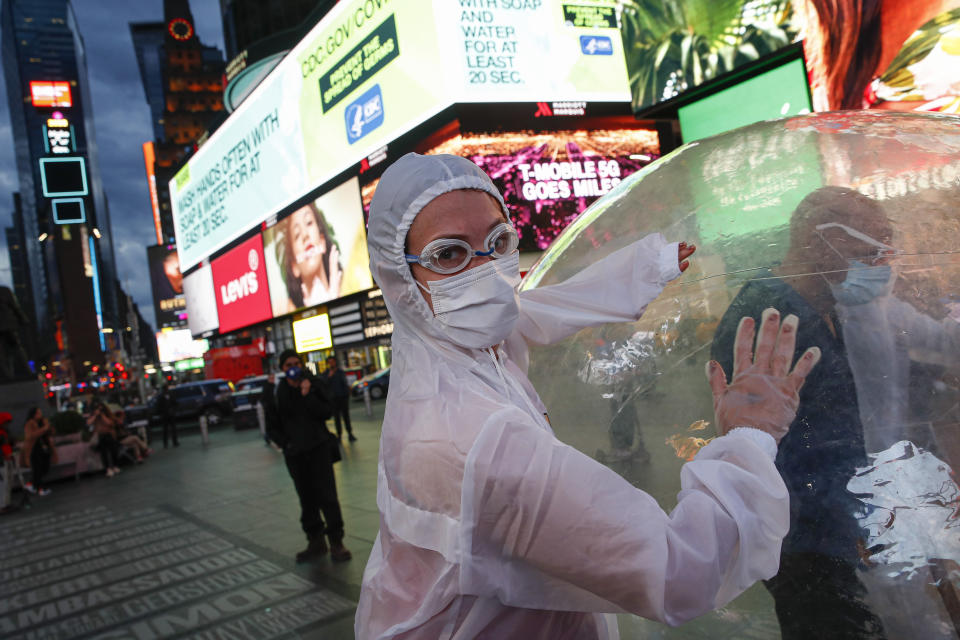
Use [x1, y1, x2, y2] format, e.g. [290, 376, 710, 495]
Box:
[367, 152, 510, 360]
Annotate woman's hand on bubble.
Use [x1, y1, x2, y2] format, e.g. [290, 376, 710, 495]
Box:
[679, 242, 695, 272]
[705, 308, 821, 444]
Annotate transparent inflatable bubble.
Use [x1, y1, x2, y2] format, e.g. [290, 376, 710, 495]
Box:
[522, 112, 960, 639]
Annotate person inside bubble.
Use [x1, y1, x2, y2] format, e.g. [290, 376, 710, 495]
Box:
[356, 152, 822, 639]
[280, 202, 343, 310]
[711, 186, 960, 639]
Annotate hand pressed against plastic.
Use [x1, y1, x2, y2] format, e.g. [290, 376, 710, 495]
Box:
[706, 308, 821, 443]
[405, 189, 507, 309]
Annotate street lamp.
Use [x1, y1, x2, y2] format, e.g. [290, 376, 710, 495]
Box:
[38, 232, 48, 242]
[92, 227, 101, 239]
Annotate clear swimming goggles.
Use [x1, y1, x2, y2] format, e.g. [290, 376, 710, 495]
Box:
[405, 222, 519, 275]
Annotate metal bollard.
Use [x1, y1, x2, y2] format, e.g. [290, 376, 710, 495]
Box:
[199, 415, 209, 445]
[363, 386, 373, 418]
[256, 402, 266, 437]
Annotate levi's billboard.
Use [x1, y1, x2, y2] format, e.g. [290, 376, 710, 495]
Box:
[170, 0, 630, 271]
[211, 235, 272, 334]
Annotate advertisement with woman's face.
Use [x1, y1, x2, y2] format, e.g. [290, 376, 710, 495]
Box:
[622, 0, 960, 114]
[262, 176, 373, 317]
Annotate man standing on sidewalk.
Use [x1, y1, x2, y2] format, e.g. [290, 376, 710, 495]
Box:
[155, 385, 178, 448]
[323, 356, 356, 442]
[266, 349, 351, 563]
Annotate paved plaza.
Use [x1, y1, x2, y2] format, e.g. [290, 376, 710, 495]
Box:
[0, 402, 385, 640]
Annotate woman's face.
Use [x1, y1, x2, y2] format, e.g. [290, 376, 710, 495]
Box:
[289, 206, 326, 281]
[406, 189, 506, 309]
[163, 254, 183, 294]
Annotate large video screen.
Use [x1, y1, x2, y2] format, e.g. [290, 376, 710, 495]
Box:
[30, 81, 72, 107]
[147, 244, 187, 330]
[622, 1, 960, 114]
[678, 57, 812, 143]
[418, 125, 659, 251]
[170, 0, 631, 271]
[39, 157, 88, 197]
[156, 329, 208, 364]
[262, 177, 373, 317]
[183, 264, 219, 336]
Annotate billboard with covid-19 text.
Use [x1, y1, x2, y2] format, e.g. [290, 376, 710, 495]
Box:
[170, 0, 629, 271]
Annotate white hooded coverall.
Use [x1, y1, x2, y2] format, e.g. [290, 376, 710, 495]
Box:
[356, 153, 789, 639]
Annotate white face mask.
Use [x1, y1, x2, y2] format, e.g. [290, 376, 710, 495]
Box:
[416, 252, 521, 349]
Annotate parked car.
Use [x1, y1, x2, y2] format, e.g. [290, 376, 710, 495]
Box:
[124, 379, 235, 426]
[230, 375, 271, 412]
[172, 379, 235, 423]
[351, 367, 390, 400]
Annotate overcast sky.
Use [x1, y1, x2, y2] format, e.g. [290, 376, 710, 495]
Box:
[0, 0, 225, 332]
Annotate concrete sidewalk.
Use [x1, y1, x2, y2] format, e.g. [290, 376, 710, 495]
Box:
[0, 399, 384, 639]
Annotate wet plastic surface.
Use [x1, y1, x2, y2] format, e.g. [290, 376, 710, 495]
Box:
[523, 111, 960, 639]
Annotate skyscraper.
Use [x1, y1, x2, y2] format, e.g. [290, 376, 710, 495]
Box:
[1, 0, 121, 373]
[131, 0, 225, 246]
[4, 192, 36, 358]
[219, 0, 330, 62]
[219, 0, 336, 111]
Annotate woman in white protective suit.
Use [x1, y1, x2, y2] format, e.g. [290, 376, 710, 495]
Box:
[356, 153, 822, 639]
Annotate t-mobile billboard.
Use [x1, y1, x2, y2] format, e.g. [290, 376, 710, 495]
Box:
[211, 235, 272, 334]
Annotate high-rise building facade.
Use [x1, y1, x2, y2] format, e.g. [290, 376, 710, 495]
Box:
[1, 0, 121, 373]
[4, 192, 37, 358]
[219, 0, 335, 112]
[220, 0, 325, 61]
[131, 0, 225, 246]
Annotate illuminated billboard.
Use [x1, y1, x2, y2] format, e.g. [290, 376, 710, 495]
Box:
[29, 81, 72, 107]
[147, 244, 187, 330]
[210, 234, 272, 334]
[52, 198, 85, 224]
[418, 123, 658, 251]
[621, 2, 960, 114]
[262, 177, 373, 317]
[432, 0, 627, 104]
[183, 264, 219, 336]
[39, 157, 88, 197]
[170, 0, 631, 270]
[293, 313, 333, 353]
[142, 142, 163, 245]
[678, 57, 812, 142]
[156, 329, 208, 363]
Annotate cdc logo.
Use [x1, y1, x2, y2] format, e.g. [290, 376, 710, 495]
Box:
[579, 35, 613, 56]
[345, 84, 385, 144]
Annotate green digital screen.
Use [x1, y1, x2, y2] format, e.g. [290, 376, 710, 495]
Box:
[678, 58, 811, 143]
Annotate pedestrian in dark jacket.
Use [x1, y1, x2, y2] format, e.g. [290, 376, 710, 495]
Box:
[155, 385, 178, 448]
[323, 356, 356, 442]
[266, 349, 351, 563]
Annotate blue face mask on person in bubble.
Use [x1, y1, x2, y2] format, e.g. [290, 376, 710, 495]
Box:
[815, 222, 898, 306]
[832, 260, 893, 306]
